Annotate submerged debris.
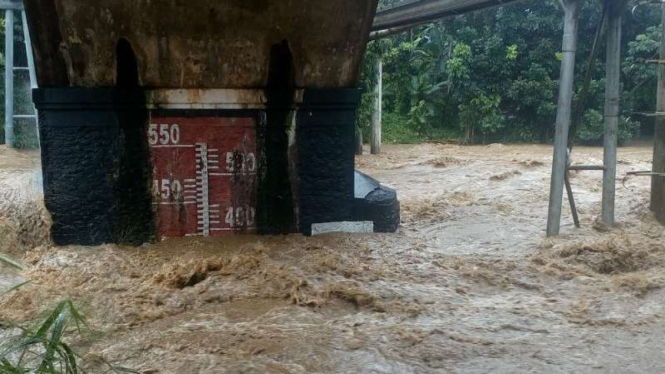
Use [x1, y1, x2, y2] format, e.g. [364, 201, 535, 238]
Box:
[489, 170, 522, 181]
[555, 237, 658, 275]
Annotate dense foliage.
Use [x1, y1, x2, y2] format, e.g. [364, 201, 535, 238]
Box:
[358, 0, 661, 145]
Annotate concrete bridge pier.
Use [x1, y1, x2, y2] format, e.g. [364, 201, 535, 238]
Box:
[23, 0, 399, 245]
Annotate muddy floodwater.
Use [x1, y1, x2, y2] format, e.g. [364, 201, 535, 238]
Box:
[1, 142, 665, 373]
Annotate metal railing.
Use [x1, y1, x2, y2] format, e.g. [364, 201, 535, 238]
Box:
[2, 0, 38, 148]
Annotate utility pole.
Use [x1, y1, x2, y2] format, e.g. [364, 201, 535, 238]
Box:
[652, 3, 665, 223]
[601, 0, 623, 227]
[547, 0, 581, 236]
[355, 127, 363, 155]
[371, 58, 382, 155]
[4, 9, 13, 147]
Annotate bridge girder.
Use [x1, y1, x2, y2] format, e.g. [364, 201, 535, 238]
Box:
[371, 0, 522, 36]
[23, 0, 378, 89]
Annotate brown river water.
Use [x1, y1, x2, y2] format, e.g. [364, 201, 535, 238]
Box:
[1, 142, 664, 374]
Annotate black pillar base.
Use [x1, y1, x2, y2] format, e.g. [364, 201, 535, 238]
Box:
[34, 86, 385, 242]
[34, 88, 154, 246]
[296, 89, 358, 235]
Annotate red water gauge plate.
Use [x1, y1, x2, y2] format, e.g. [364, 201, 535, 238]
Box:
[147, 116, 257, 238]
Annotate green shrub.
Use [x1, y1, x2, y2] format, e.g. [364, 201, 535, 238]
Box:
[383, 112, 422, 143]
[459, 94, 506, 144]
[575, 109, 640, 145]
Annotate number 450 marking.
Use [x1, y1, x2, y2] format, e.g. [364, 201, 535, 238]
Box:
[149, 124, 180, 146]
[153, 179, 183, 200]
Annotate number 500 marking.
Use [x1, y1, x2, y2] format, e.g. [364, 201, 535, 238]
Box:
[149, 124, 180, 146]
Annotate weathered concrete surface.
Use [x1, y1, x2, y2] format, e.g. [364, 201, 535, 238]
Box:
[23, 0, 378, 88]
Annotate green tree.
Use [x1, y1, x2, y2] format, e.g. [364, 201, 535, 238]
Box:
[361, 0, 661, 145]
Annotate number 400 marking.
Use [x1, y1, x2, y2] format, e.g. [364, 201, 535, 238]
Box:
[225, 206, 256, 228]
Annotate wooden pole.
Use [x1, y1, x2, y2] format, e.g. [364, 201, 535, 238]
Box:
[601, 3, 622, 227]
[547, 0, 580, 236]
[652, 3, 665, 224]
[371, 58, 383, 155]
[564, 172, 581, 228]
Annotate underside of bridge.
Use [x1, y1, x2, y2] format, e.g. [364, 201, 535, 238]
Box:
[22, 0, 405, 245]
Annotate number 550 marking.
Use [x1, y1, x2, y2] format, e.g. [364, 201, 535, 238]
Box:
[149, 124, 180, 146]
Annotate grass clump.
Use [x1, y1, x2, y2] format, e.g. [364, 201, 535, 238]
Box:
[0, 253, 25, 271]
[0, 300, 134, 374]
